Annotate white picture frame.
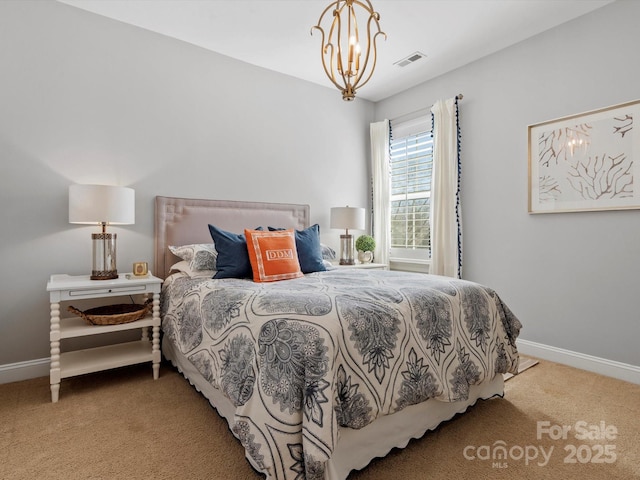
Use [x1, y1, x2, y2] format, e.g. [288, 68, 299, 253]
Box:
[528, 99, 640, 213]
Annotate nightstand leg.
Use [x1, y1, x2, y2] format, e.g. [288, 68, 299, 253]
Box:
[50, 383, 60, 403]
[152, 292, 160, 380]
[50, 301, 61, 403]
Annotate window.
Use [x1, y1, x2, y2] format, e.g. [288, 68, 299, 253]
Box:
[389, 116, 432, 261]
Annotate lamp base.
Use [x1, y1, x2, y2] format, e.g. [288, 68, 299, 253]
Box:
[339, 234, 355, 265]
[91, 270, 118, 280]
[91, 232, 118, 280]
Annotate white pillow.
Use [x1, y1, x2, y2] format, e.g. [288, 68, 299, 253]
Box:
[169, 261, 216, 278]
[323, 259, 336, 270]
[169, 244, 217, 271]
[321, 243, 336, 260]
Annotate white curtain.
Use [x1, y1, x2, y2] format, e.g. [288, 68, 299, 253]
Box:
[370, 120, 391, 265]
[430, 98, 462, 278]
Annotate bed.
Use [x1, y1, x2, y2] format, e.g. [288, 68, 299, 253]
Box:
[155, 196, 522, 480]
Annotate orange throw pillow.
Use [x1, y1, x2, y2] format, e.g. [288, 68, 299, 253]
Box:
[245, 229, 304, 282]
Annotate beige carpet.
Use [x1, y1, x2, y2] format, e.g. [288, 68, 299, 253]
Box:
[1, 357, 638, 480]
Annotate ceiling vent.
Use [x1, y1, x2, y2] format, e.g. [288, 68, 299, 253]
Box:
[394, 51, 427, 67]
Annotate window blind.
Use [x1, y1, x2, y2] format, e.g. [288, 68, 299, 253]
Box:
[389, 118, 433, 258]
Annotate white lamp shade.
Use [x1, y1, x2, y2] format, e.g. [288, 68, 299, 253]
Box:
[69, 184, 135, 225]
[330, 207, 365, 231]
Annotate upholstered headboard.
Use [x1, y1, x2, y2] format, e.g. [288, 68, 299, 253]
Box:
[154, 196, 310, 279]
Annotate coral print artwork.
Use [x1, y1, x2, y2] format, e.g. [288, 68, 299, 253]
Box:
[528, 99, 640, 213]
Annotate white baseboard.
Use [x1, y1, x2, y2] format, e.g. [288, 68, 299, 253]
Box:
[517, 339, 640, 385]
[0, 357, 49, 385]
[2, 341, 639, 386]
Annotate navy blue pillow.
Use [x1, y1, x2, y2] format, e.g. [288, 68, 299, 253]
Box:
[268, 224, 326, 274]
[208, 224, 262, 279]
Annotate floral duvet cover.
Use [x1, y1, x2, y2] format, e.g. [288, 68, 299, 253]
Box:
[161, 269, 522, 480]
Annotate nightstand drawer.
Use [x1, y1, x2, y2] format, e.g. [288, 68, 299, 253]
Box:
[67, 284, 148, 298]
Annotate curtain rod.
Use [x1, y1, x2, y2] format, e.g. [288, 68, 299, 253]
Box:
[390, 93, 463, 123]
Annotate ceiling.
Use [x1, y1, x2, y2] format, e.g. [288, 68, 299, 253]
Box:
[57, 0, 614, 102]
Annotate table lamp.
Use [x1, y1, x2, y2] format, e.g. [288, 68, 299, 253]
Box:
[69, 184, 135, 280]
[330, 206, 365, 265]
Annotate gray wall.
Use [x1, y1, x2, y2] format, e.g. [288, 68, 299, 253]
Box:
[0, 1, 373, 366]
[375, 0, 640, 367]
[2, 0, 638, 373]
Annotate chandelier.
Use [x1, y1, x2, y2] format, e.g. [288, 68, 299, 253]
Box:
[311, 0, 386, 101]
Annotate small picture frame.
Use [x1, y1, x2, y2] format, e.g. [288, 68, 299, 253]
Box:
[133, 262, 149, 277]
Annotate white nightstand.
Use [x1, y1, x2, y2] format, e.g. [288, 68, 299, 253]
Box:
[332, 263, 387, 270]
[46, 273, 163, 403]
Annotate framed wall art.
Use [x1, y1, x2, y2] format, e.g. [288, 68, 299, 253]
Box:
[528, 99, 640, 213]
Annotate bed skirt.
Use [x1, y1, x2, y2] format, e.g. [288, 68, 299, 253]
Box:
[162, 336, 505, 479]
